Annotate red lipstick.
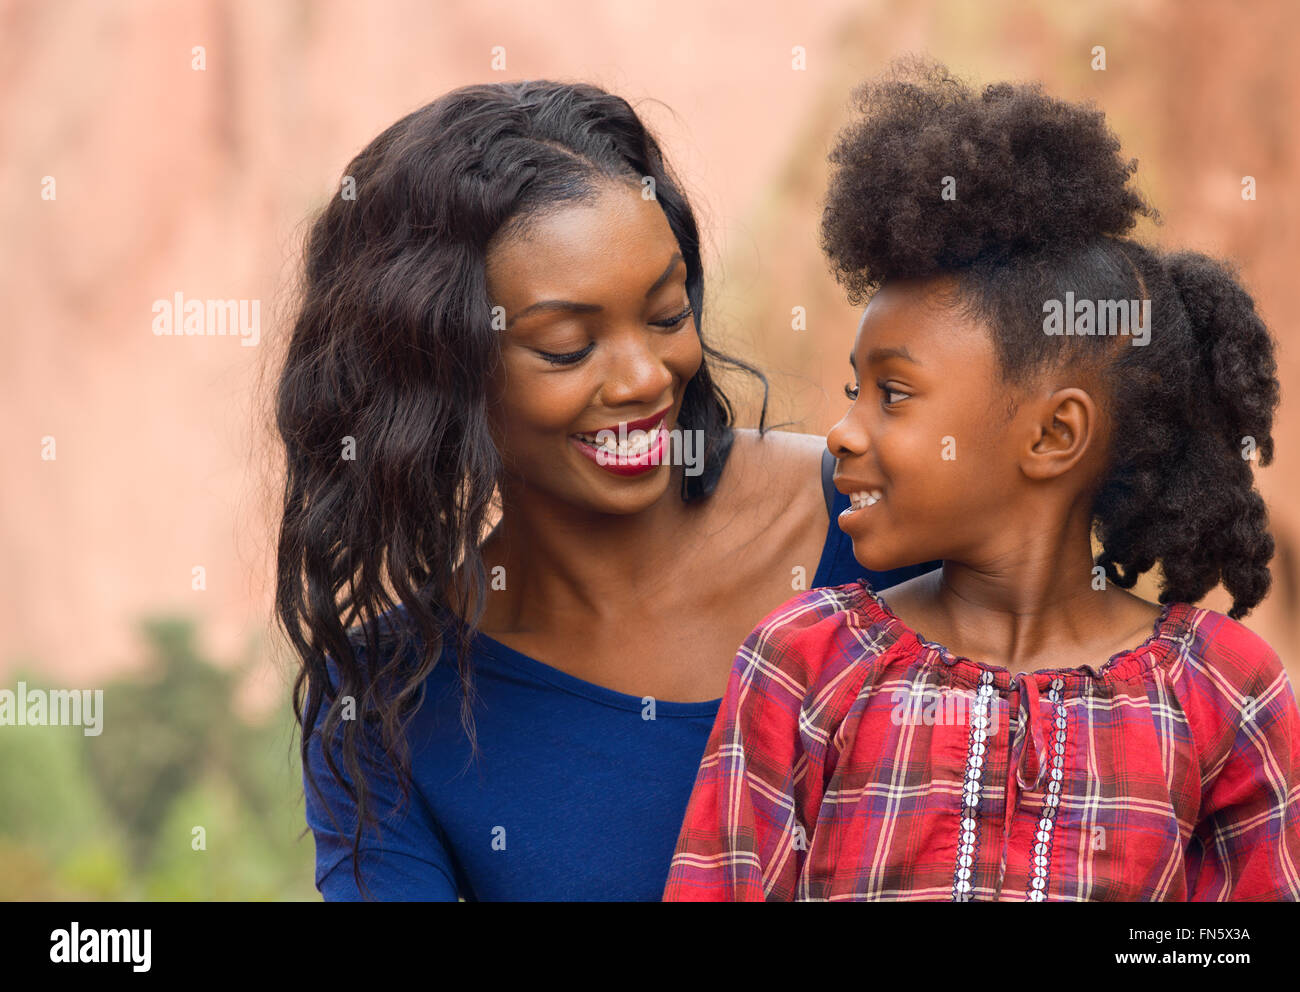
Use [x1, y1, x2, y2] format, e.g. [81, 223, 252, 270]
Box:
[570, 404, 673, 478]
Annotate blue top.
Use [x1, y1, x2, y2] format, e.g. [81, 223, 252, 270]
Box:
[304, 480, 933, 901]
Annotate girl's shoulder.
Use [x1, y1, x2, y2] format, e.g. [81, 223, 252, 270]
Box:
[731, 579, 906, 700]
[1175, 600, 1284, 696]
[739, 589, 1294, 716]
[1157, 606, 1300, 778]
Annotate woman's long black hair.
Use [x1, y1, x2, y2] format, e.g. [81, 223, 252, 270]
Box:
[276, 80, 769, 898]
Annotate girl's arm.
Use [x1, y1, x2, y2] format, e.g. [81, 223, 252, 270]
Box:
[1185, 621, 1300, 901]
[663, 589, 858, 901]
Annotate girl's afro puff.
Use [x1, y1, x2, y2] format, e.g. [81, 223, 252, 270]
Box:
[820, 57, 1158, 303]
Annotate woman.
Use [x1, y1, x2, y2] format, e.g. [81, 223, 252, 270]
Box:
[278, 79, 933, 900]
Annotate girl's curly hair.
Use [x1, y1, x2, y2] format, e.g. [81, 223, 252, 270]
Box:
[820, 58, 1280, 619]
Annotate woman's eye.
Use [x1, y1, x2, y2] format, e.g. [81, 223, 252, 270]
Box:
[536, 306, 690, 365]
[538, 342, 595, 365]
[650, 305, 693, 330]
[843, 382, 860, 401]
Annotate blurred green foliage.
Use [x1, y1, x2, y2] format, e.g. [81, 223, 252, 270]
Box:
[0, 617, 317, 900]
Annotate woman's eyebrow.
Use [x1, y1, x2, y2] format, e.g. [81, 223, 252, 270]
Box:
[644, 252, 685, 297]
[507, 252, 684, 329]
[507, 300, 601, 328]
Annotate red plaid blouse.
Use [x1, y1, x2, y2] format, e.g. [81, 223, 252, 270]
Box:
[664, 580, 1300, 901]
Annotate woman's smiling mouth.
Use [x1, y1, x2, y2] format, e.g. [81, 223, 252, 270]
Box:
[570, 403, 673, 477]
[572, 419, 665, 457]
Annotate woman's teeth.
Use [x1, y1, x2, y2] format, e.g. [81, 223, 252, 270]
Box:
[850, 490, 882, 510]
[575, 422, 663, 457]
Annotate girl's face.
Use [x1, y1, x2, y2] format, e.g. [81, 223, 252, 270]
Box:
[827, 277, 1035, 571]
[485, 181, 703, 515]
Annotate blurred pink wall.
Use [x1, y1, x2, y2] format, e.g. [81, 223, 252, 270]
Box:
[2, 0, 1296, 703]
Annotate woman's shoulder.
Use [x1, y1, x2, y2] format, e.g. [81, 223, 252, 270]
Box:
[313, 602, 459, 699]
[728, 427, 825, 480]
[716, 427, 828, 528]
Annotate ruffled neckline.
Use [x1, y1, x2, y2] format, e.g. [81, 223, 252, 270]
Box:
[852, 579, 1196, 692]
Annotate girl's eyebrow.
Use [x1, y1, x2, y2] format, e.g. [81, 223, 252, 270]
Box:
[849, 345, 920, 369]
[507, 252, 684, 329]
[864, 345, 920, 366]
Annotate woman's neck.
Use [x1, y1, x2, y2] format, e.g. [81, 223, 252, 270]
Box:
[472, 466, 702, 633]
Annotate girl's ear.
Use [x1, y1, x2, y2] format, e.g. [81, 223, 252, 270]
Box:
[1020, 387, 1097, 481]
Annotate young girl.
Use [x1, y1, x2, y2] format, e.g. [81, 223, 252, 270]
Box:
[664, 61, 1300, 901]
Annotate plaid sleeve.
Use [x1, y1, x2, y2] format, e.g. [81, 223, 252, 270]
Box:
[663, 587, 870, 901]
[1182, 616, 1300, 901]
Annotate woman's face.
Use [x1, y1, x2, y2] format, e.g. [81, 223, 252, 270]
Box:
[485, 180, 703, 515]
[826, 277, 1031, 571]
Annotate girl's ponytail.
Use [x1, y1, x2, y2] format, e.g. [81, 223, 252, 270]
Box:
[1095, 249, 1280, 619]
[1164, 252, 1279, 467]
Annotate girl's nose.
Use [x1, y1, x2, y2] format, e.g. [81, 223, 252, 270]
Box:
[827, 408, 870, 459]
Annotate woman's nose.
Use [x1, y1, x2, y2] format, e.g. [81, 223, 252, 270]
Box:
[600, 333, 674, 405]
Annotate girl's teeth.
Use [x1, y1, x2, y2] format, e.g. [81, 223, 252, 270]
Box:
[850, 490, 883, 510]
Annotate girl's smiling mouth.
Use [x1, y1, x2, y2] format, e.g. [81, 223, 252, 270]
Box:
[846, 489, 883, 511]
[834, 476, 886, 530]
[835, 472, 885, 517]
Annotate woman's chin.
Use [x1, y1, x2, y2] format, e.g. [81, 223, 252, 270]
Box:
[581, 469, 675, 514]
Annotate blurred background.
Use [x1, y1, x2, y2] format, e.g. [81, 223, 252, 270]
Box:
[1, 0, 1296, 899]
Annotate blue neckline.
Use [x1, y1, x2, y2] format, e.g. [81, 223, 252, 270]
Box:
[438, 486, 844, 716]
[470, 631, 723, 716]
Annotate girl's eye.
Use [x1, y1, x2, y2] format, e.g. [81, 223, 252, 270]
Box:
[538, 342, 595, 366]
[650, 305, 693, 330]
[843, 382, 860, 401]
[879, 381, 908, 406]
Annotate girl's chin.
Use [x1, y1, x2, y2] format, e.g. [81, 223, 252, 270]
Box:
[850, 551, 901, 573]
[843, 533, 911, 574]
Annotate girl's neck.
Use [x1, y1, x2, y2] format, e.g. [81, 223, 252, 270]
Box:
[886, 507, 1161, 675]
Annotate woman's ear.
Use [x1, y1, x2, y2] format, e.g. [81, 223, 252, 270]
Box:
[1020, 387, 1097, 481]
